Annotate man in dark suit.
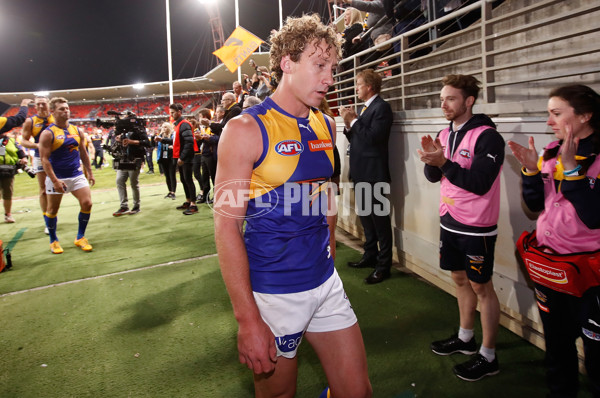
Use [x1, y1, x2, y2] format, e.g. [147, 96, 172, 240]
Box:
[340, 69, 394, 284]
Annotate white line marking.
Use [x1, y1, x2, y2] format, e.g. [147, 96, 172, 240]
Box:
[0, 253, 218, 298]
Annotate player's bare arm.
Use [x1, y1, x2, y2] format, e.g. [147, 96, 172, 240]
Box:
[213, 114, 278, 374]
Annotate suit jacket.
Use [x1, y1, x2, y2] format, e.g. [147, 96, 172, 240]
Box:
[350, 0, 394, 41]
[344, 95, 393, 183]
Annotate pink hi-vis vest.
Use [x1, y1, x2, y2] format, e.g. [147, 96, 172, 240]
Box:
[438, 125, 502, 227]
[535, 141, 600, 254]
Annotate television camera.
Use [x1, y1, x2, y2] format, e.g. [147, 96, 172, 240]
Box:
[96, 111, 147, 170]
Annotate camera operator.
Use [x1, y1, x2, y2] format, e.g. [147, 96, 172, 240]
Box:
[0, 132, 30, 224]
[112, 121, 151, 216]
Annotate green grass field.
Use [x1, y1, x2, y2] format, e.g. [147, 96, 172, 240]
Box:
[0, 165, 594, 397]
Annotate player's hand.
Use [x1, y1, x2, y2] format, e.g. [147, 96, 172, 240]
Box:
[507, 136, 539, 173]
[20, 99, 33, 107]
[237, 317, 277, 374]
[53, 179, 67, 194]
[88, 176, 95, 187]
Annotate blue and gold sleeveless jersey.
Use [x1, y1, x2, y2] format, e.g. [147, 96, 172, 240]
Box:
[29, 114, 55, 156]
[45, 124, 83, 179]
[243, 98, 335, 294]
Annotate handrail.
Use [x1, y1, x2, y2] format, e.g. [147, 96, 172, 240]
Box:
[331, 0, 600, 112]
[338, 0, 487, 67]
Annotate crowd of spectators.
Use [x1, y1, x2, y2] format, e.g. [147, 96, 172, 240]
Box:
[2, 94, 211, 120]
[0, 0, 487, 221]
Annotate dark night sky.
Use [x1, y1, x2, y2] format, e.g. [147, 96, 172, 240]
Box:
[1, 0, 331, 93]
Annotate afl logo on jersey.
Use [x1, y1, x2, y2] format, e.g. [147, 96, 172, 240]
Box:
[275, 140, 304, 156]
[459, 149, 471, 159]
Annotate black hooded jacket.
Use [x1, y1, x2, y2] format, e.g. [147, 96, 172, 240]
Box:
[424, 114, 505, 232]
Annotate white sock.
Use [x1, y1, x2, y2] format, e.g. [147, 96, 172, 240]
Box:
[458, 327, 474, 343]
[479, 345, 495, 362]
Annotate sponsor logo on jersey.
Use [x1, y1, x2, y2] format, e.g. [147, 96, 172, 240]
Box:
[308, 139, 333, 152]
[275, 140, 304, 156]
[459, 149, 471, 158]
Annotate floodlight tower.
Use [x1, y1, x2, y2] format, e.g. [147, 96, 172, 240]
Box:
[199, 0, 225, 60]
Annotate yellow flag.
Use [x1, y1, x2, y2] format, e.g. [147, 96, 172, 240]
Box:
[213, 26, 264, 73]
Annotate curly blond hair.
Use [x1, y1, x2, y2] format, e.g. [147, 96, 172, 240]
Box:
[269, 14, 342, 83]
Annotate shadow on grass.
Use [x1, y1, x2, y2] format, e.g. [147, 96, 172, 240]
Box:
[115, 268, 226, 331]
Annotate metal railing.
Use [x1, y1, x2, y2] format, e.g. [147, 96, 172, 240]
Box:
[331, 0, 600, 112]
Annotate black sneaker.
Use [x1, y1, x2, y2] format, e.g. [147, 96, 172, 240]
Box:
[176, 202, 190, 210]
[183, 205, 198, 215]
[431, 333, 477, 356]
[453, 353, 499, 381]
[196, 194, 206, 203]
[112, 207, 129, 217]
[164, 193, 172, 199]
[129, 207, 141, 215]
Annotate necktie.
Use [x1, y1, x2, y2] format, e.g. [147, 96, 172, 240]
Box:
[360, 105, 368, 116]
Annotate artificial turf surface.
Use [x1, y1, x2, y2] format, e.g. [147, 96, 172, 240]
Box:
[0, 174, 594, 397]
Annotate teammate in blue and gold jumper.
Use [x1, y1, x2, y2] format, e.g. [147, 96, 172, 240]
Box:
[39, 97, 95, 254]
[21, 96, 55, 234]
[214, 14, 371, 398]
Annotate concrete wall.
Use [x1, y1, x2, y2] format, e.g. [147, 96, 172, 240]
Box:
[334, 106, 552, 347]
[334, 0, 600, 349]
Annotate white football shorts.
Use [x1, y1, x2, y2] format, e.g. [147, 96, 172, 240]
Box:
[45, 174, 89, 195]
[253, 268, 357, 359]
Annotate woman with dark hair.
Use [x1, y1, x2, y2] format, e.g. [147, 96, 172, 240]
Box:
[508, 84, 600, 397]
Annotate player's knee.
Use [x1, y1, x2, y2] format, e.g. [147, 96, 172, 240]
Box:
[470, 279, 494, 297]
[81, 200, 93, 212]
[451, 271, 469, 286]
